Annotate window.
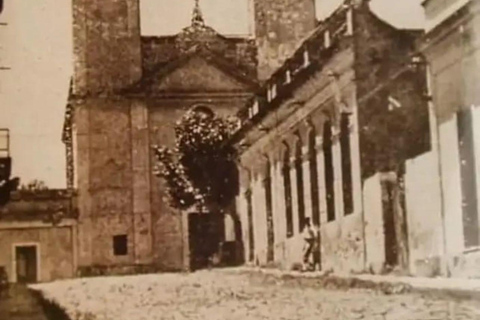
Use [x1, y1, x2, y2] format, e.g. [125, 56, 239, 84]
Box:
[283, 144, 294, 237]
[113, 235, 128, 256]
[189, 104, 214, 119]
[457, 108, 479, 248]
[295, 136, 306, 231]
[323, 121, 335, 222]
[308, 128, 320, 226]
[340, 113, 354, 215]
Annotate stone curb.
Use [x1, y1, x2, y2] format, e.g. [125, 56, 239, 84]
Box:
[224, 267, 480, 301]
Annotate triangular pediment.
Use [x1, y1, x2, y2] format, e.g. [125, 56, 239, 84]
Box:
[147, 54, 255, 93]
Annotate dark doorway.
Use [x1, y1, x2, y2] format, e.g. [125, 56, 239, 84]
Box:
[264, 161, 275, 263]
[15, 246, 37, 284]
[323, 121, 336, 222]
[246, 190, 255, 262]
[188, 213, 224, 271]
[381, 171, 409, 272]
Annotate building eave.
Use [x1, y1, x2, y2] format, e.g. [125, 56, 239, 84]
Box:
[232, 1, 354, 144]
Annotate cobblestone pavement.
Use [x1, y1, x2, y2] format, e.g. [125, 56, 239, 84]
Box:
[0, 284, 48, 320]
[33, 270, 480, 320]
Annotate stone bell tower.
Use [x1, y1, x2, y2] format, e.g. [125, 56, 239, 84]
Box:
[70, 0, 152, 271]
[67, 0, 257, 273]
[72, 0, 142, 95]
[251, 0, 317, 81]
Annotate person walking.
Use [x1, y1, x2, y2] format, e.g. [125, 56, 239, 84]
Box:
[312, 222, 321, 271]
[302, 217, 315, 271]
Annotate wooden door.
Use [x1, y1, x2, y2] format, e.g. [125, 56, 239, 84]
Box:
[381, 171, 409, 272]
[16, 246, 37, 283]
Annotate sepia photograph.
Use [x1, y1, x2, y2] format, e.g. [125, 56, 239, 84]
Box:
[1, 0, 480, 319]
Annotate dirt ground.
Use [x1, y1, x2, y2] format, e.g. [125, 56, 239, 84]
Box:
[31, 269, 480, 320]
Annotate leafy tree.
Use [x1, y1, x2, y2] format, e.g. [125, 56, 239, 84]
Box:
[153, 107, 239, 213]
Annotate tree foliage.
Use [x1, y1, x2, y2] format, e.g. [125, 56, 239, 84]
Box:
[153, 108, 239, 212]
[19, 179, 48, 191]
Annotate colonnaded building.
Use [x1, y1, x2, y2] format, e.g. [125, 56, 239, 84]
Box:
[0, 0, 479, 283]
[234, 0, 480, 278]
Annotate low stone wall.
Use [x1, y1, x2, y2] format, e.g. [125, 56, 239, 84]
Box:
[77, 264, 172, 278]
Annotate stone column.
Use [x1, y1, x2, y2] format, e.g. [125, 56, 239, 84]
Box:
[332, 129, 344, 220]
[290, 158, 299, 235]
[316, 136, 327, 225]
[302, 145, 312, 220]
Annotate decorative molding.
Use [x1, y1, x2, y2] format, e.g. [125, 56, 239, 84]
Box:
[0, 219, 76, 230]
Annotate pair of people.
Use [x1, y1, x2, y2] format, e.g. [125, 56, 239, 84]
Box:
[302, 217, 319, 271]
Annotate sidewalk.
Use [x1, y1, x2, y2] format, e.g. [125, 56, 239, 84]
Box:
[225, 267, 480, 300]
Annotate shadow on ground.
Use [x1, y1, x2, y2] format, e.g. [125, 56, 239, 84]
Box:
[0, 284, 70, 320]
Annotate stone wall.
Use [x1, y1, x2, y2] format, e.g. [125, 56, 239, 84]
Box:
[355, 7, 430, 180]
[236, 41, 366, 272]
[252, 0, 317, 80]
[71, 0, 260, 271]
[74, 94, 248, 272]
[363, 173, 384, 274]
[141, 36, 257, 79]
[234, 3, 442, 275]
[405, 151, 444, 277]
[422, 1, 480, 278]
[148, 96, 249, 270]
[72, 0, 142, 95]
[0, 223, 75, 283]
[75, 99, 137, 268]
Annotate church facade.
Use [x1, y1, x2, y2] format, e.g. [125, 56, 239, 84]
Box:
[63, 0, 262, 273]
[59, 0, 480, 279]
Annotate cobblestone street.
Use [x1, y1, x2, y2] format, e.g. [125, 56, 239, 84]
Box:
[32, 270, 480, 320]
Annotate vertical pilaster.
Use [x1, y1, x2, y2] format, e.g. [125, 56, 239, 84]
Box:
[130, 101, 152, 265]
[75, 104, 92, 268]
[316, 136, 328, 225]
[302, 146, 313, 220]
[290, 158, 299, 236]
[332, 131, 344, 219]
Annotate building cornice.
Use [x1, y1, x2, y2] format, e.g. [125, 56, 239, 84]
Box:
[424, 0, 474, 32]
[0, 218, 76, 230]
[233, 2, 355, 143]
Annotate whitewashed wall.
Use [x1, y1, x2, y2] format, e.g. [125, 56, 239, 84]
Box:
[438, 114, 464, 259]
[473, 105, 480, 243]
[363, 173, 384, 274]
[405, 151, 444, 276]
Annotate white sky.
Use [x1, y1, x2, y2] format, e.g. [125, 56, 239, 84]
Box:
[0, 0, 425, 188]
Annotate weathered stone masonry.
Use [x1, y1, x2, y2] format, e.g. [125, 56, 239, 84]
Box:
[66, 0, 258, 273]
[419, 0, 480, 278]
[60, 0, 480, 279]
[234, 1, 432, 274]
[0, 190, 78, 283]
